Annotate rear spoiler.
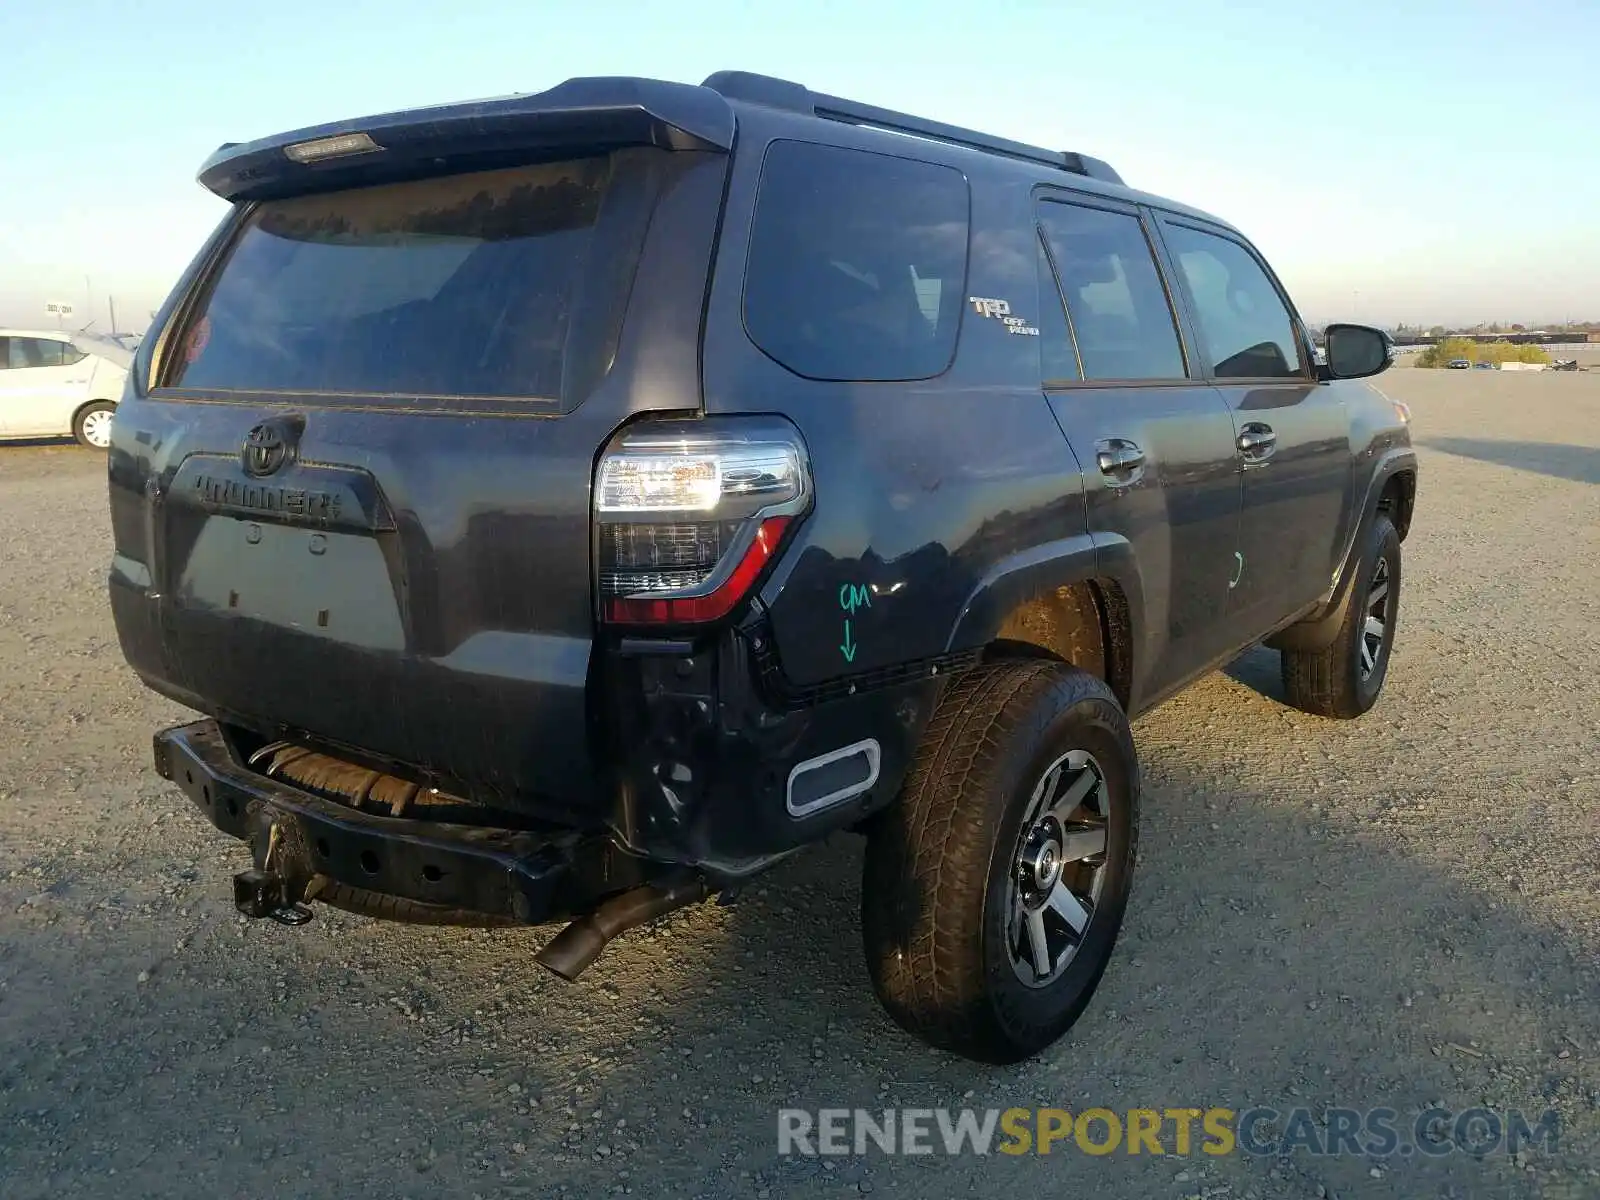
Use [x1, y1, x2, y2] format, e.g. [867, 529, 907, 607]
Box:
[198, 77, 736, 202]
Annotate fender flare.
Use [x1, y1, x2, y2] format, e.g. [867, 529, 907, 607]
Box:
[945, 533, 1144, 695]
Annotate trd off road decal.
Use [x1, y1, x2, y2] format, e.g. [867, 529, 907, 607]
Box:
[967, 296, 1039, 336]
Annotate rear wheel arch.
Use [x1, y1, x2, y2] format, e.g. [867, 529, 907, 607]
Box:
[985, 578, 1134, 712]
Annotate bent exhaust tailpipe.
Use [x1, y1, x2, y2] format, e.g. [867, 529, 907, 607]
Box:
[536, 876, 707, 981]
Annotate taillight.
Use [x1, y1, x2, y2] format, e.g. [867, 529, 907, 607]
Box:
[595, 418, 810, 627]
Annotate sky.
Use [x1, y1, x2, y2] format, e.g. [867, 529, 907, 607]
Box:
[3, 0, 1596, 333]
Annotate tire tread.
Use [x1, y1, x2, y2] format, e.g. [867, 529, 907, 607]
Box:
[863, 660, 1135, 1061]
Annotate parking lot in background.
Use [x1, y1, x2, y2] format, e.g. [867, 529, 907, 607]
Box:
[0, 366, 1595, 1199]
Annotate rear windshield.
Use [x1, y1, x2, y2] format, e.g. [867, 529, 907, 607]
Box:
[743, 141, 970, 382]
[169, 158, 616, 399]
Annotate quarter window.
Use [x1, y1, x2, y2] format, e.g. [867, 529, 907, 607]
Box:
[1037, 201, 1186, 381]
[1160, 223, 1304, 379]
[743, 141, 970, 382]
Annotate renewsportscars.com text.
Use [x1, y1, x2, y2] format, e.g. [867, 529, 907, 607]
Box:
[777, 1106, 1560, 1159]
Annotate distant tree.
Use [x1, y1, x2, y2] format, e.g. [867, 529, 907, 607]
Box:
[1415, 339, 1552, 368]
[1416, 338, 1476, 367]
[1428, 325, 1448, 336]
[1511, 323, 1526, 332]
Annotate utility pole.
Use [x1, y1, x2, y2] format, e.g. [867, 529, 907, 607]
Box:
[109, 295, 118, 335]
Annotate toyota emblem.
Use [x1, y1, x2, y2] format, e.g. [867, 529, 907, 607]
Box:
[242, 422, 290, 477]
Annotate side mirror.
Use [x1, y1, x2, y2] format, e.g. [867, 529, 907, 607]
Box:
[1322, 323, 1392, 380]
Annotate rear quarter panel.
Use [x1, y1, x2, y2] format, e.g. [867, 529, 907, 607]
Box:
[699, 113, 1089, 689]
[89, 356, 128, 406]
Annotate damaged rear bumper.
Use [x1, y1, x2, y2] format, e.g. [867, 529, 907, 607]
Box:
[153, 719, 650, 925]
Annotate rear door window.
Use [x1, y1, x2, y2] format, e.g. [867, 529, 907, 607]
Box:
[8, 338, 68, 369]
[1037, 200, 1187, 381]
[169, 158, 617, 400]
[1159, 222, 1305, 379]
[743, 141, 969, 382]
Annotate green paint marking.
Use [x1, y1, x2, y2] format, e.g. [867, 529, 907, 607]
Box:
[838, 583, 872, 614]
[840, 618, 857, 664]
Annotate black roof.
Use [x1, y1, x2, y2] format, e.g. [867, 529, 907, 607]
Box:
[701, 70, 1124, 186]
[195, 70, 1233, 232]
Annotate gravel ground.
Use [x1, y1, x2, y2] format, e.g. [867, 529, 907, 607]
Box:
[1, 369, 1596, 1200]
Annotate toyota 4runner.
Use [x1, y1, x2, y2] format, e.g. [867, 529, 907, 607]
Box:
[108, 71, 1417, 1063]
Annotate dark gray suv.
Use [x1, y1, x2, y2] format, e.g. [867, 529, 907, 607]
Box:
[108, 70, 1416, 1062]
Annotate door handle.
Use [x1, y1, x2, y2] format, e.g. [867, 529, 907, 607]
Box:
[1238, 423, 1277, 460]
[1095, 439, 1146, 476]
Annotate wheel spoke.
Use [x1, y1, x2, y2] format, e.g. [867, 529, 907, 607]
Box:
[1025, 908, 1052, 979]
[1364, 616, 1384, 640]
[1031, 762, 1063, 815]
[1049, 768, 1099, 825]
[1008, 751, 1113, 988]
[1368, 581, 1388, 607]
[1057, 825, 1107, 862]
[1360, 639, 1375, 673]
[1046, 881, 1092, 934]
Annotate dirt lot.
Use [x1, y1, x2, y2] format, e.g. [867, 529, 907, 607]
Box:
[1, 369, 1596, 1200]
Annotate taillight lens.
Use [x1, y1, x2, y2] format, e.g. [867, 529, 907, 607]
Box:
[595, 418, 810, 626]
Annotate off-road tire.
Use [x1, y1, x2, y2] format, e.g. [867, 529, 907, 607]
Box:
[861, 660, 1139, 1063]
[1282, 512, 1401, 719]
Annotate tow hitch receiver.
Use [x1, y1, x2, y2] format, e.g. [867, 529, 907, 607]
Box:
[233, 817, 314, 925]
[232, 868, 314, 925]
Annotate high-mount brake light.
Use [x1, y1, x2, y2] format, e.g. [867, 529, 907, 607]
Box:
[283, 132, 383, 164]
[595, 420, 810, 627]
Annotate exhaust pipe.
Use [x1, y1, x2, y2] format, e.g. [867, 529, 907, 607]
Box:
[536, 876, 707, 981]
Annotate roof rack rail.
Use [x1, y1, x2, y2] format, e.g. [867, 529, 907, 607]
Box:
[702, 70, 1123, 186]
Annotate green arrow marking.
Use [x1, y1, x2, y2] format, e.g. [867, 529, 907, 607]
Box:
[840, 619, 857, 663]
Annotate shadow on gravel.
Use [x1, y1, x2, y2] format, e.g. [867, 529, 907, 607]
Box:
[0, 437, 78, 449]
[2, 735, 1595, 1200]
[1220, 643, 1285, 702]
[1421, 437, 1600, 484]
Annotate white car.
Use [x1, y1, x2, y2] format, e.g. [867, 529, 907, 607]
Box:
[0, 329, 131, 448]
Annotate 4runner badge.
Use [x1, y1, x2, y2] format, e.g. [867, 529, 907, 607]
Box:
[967, 296, 1039, 336]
